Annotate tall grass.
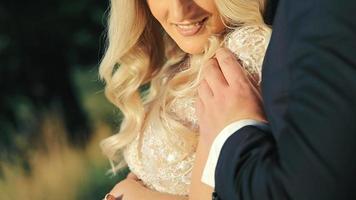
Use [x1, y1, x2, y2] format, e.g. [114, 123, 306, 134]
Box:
[0, 114, 127, 200]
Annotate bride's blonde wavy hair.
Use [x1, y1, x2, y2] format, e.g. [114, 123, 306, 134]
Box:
[99, 0, 270, 172]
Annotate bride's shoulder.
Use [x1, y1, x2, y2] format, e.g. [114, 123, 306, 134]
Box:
[225, 25, 272, 76]
[225, 25, 271, 51]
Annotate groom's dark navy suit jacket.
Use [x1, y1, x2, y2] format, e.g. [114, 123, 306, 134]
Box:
[214, 0, 356, 199]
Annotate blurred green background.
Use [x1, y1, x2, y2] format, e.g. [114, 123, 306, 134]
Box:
[0, 1, 128, 199]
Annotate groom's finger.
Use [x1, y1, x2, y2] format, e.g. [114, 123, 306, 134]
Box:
[204, 58, 228, 93]
[215, 48, 247, 86]
[195, 97, 204, 120]
[198, 79, 214, 98]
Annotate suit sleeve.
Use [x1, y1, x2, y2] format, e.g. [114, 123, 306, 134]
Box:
[214, 0, 356, 199]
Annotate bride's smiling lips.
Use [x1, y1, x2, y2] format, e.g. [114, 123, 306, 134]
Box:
[146, 0, 226, 54]
[172, 17, 209, 37]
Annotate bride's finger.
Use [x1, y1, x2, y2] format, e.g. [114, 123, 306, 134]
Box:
[126, 172, 139, 181]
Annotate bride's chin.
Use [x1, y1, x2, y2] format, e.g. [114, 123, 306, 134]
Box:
[178, 43, 205, 55]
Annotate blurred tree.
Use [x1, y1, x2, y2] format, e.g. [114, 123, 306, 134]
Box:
[0, 0, 109, 162]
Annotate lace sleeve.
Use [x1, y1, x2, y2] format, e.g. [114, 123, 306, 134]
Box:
[225, 25, 271, 83]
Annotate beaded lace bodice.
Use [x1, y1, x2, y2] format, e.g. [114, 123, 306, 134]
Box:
[123, 25, 271, 196]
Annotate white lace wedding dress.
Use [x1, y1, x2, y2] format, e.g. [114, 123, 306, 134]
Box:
[123, 25, 271, 196]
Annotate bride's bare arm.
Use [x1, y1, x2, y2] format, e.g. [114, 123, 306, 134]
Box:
[188, 137, 214, 200]
[137, 189, 189, 200]
[108, 174, 188, 200]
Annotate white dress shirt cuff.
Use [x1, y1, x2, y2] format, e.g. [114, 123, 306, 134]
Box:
[201, 119, 269, 187]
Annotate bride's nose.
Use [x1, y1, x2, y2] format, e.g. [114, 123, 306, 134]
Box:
[170, 0, 194, 22]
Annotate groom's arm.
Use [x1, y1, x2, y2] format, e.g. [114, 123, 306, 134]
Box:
[199, 0, 356, 199]
[201, 120, 270, 188]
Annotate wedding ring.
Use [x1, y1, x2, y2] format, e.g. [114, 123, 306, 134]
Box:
[104, 193, 117, 200]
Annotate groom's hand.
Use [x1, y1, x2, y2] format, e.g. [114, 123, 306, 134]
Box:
[196, 48, 267, 147]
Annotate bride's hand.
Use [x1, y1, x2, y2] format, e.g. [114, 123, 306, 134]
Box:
[126, 172, 140, 181]
[108, 172, 146, 200]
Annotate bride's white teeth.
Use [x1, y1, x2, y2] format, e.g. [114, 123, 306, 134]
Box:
[176, 23, 201, 30]
[174, 18, 207, 36]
